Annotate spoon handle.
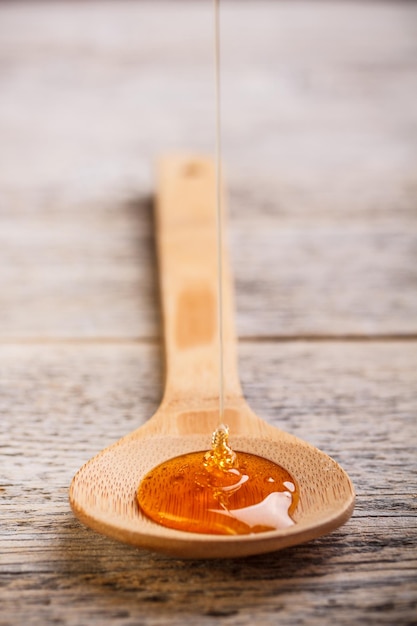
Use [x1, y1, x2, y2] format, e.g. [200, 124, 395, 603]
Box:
[156, 155, 242, 408]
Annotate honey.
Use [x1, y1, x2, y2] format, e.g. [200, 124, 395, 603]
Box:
[137, 4, 299, 537]
[137, 425, 299, 535]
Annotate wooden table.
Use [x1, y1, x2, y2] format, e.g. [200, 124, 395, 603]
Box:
[1, 2, 416, 624]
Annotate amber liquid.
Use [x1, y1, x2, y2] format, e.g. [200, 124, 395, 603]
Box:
[137, 449, 299, 535]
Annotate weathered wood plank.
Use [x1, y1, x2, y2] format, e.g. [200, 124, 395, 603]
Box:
[1, 342, 416, 625]
[0, 1, 416, 337]
[1, 191, 416, 338]
[0, 195, 159, 338]
[1, 1, 416, 624]
[1, 527, 416, 626]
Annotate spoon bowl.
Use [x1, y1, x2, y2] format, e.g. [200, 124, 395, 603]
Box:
[70, 156, 355, 558]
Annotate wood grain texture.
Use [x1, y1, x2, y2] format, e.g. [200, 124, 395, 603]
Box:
[1, 0, 416, 623]
[1, 342, 416, 624]
[0, 0, 416, 338]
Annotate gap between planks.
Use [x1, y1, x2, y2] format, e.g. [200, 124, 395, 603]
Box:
[0, 334, 416, 345]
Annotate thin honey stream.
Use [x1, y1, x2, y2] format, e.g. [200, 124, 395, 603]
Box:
[137, 1, 299, 536]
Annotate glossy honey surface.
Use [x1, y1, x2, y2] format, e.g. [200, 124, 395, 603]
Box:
[137, 426, 299, 535]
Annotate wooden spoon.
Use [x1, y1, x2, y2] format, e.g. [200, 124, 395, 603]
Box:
[69, 155, 355, 558]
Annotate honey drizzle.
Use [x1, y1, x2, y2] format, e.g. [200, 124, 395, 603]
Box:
[136, 2, 300, 537]
[137, 426, 299, 535]
[214, 0, 224, 421]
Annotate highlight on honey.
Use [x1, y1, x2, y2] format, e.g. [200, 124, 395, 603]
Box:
[137, 424, 299, 535]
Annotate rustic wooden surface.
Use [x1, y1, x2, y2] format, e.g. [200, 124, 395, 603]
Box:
[1, 1, 416, 625]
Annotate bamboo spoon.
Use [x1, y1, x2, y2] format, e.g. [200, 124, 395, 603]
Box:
[69, 155, 355, 559]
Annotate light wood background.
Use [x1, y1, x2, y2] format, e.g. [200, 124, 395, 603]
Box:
[1, 1, 416, 624]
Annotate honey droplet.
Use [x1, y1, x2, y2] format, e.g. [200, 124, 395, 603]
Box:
[137, 425, 299, 535]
